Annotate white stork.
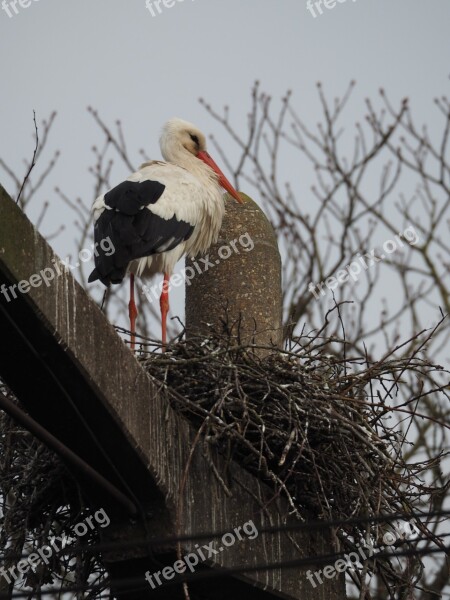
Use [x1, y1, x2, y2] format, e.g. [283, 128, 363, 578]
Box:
[88, 118, 242, 349]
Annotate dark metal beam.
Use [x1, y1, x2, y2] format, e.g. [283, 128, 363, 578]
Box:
[0, 390, 137, 515]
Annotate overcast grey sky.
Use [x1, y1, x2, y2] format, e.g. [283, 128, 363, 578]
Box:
[1, 0, 448, 194]
[1, 0, 449, 335]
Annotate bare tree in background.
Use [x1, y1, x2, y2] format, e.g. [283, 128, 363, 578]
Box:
[201, 82, 450, 599]
[202, 82, 450, 600]
[0, 81, 449, 599]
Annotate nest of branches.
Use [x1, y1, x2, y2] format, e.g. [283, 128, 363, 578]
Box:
[141, 324, 449, 594]
[142, 333, 438, 521]
[144, 338, 390, 520]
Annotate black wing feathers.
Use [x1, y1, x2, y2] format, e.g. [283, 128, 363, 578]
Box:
[104, 180, 163, 214]
[88, 180, 194, 286]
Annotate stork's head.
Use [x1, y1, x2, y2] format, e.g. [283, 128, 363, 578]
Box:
[160, 118, 242, 203]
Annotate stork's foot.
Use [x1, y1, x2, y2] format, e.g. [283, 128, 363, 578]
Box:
[128, 300, 138, 349]
[160, 273, 170, 352]
[129, 273, 138, 351]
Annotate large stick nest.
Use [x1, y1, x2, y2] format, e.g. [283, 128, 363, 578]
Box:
[143, 337, 393, 520]
[140, 325, 449, 592]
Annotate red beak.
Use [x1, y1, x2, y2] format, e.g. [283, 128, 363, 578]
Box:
[197, 151, 243, 204]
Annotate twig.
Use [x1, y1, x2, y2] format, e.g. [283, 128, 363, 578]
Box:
[16, 111, 39, 205]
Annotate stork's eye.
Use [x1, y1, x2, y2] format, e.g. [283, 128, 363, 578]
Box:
[189, 134, 199, 146]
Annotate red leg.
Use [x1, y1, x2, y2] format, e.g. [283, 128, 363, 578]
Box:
[160, 273, 170, 351]
[128, 273, 138, 350]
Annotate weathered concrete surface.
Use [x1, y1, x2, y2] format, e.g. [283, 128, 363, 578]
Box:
[0, 185, 346, 600]
[186, 193, 283, 351]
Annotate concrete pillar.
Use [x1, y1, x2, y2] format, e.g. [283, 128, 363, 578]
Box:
[186, 193, 283, 351]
